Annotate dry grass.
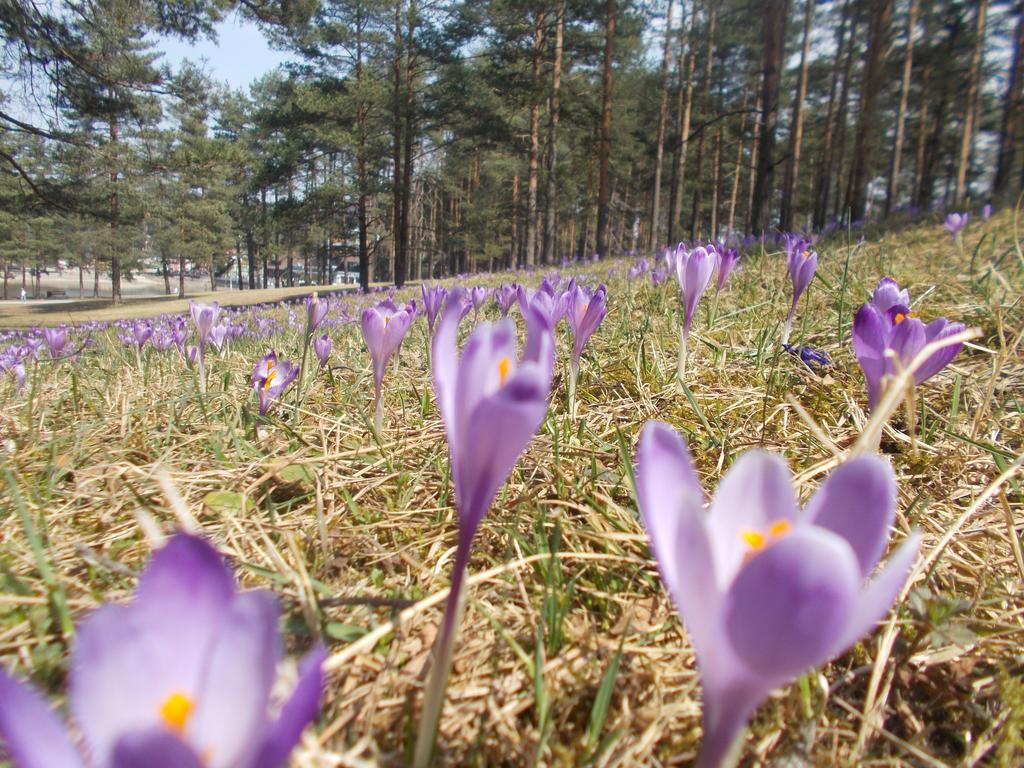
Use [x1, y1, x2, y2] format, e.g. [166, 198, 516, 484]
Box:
[1, 210, 1022, 767]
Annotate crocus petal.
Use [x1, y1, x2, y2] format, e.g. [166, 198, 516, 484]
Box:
[252, 646, 327, 768]
[188, 592, 281, 768]
[522, 304, 555, 384]
[706, 451, 798, 588]
[889, 317, 927, 373]
[724, 527, 861, 679]
[0, 669, 83, 768]
[803, 456, 897, 577]
[452, 319, 518, 449]
[836, 533, 921, 653]
[697, 681, 768, 768]
[916, 319, 964, 383]
[457, 366, 550, 531]
[110, 729, 205, 768]
[635, 422, 719, 658]
[852, 304, 888, 362]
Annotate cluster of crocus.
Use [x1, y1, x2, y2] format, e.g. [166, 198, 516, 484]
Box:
[361, 299, 413, 431]
[414, 286, 554, 768]
[782, 234, 818, 345]
[0, 532, 325, 768]
[564, 282, 608, 415]
[251, 351, 299, 417]
[635, 421, 920, 768]
[672, 245, 716, 380]
[852, 277, 965, 410]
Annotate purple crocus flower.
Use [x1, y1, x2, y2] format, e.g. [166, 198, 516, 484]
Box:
[782, 235, 818, 345]
[470, 285, 489, 320]
[715, 248, 741, 293]
[564, 284, 608, 415]
[650, 267, 668, 286]
[305, 293, 329, 334]
[981, 203, 992, 221]
[495, 284, 518, 316]
[943, 212, 969, 238]
[415, 286, 554, 767]
[151, 331, 176, 353]
[43, 327, 68, 358]
[869, 277, 910, 313]
[421, 285, 446, 335]
[313, 334, 332, 368]
[675, 246, 716, 380]
[361, 301, 413, 431]
[783, 343, 832, 369]
[189, 301, 220, 351]
[852, 290, 965, 409]
[0, 532, 325, 768]
[251, 351, 300, 417]
[132, 322, 152, 350]
[635, 421, 920, 768]
[209, 323, 228, 352]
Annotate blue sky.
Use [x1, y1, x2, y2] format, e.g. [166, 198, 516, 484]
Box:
[155, 13, 294, 92]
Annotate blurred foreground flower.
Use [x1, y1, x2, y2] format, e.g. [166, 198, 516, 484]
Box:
[635, 421, 919, 768]
[414, 287, 554, 768]
[0, 532, 324, 768]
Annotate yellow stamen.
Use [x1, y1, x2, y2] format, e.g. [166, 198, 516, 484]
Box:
[741, 530, 766, 550]
[263, 369, 277, 390]
[893, 311, 914, 324]
[385, 315, 391, 329]
[498, 356, 510, 386]
[802, 249, 811, 258]
[159, 692, 193, 734]
[769, 519, 791, 538]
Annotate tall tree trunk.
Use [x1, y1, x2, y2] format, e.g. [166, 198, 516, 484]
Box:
[913, 59, 931, 202]
[399, 2, 416, 287]
[526, 10, 545, 267]
[649, 0, 675, 252]
[246, 229, 256, 290]
[109, 112, 121, 305]
[595, 0, 616, 259]
[813, 0, 850, 229]
[668, 4, 699, 245]
[848, 0, 893, 221]
[161, 247, 171, 295]
[391, 0, 405, 286]
[746, 90, 762, 228]
[543, 3, 565, 265]
[710, 125, 722, 239]
[994, 0, 1024, 196]
[689, 6, 717, 241]
[780, 0, 815, 231]
[955, 0, 987, 204]
[885, 0, 919, 215]
[749, 0, 788, 233]
[511, 173, 519, 269]
[727, 88, 750, 233]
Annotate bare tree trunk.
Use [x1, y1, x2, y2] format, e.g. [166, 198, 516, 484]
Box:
[710, 125, 722, 239]
[510, 173, 519, 269]
[780, 0, 815, 231]
[746, 90, 762, 228]
[161, 247, 171, 295]
[525, 11, 545, 267]
[994, 0, 1024, 197]
[391, 0, 405, 286]
[833, 6, 859, 220]
[399, 1, 416, 286]
[812, 0, 849, 229]
[885, 0, 919, 215]
[848, 0, 893, 221]
[689, 6, 717, 241]
[749, 0, 787, 233]
[543, 3, 565, 265]
[727, 89, 750, 233]
[668, 4, 699, 245]
[109, 112, 122, 305]
[595, 0, 616, 259]
[649, 0, 675, 252]
[955, 0, 987, 204]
